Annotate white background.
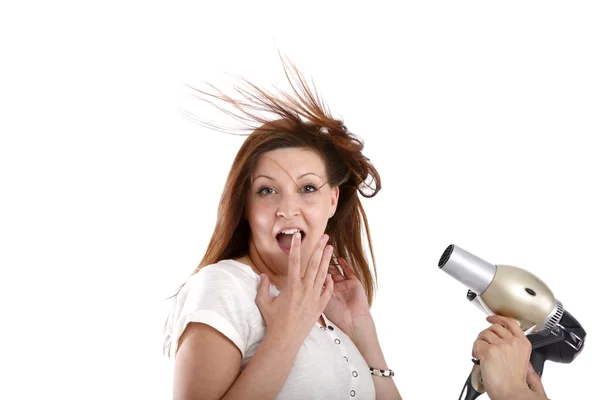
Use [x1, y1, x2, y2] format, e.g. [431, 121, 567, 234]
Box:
[1, 1, 598, 399]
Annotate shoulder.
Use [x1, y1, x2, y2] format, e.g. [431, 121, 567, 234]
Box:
[163, 259, 263, 358]
[173, 259, 264, 317]
[183, 259, 259, 298]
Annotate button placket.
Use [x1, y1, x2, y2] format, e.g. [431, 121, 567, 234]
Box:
[321, 319, 359, 399]
[347, 359, 359, 398]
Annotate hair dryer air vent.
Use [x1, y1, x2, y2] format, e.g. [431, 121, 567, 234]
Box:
[541, 300, 564, 335]
[438, 244, 453, 268]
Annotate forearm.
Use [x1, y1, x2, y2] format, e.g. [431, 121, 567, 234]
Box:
[351, 316, 402, 400]
[222, 333, 303, 400]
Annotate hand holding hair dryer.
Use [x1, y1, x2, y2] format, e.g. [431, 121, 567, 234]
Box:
[438, 244, 586, 400]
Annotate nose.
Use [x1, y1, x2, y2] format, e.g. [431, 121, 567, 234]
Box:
[276, 192, 300, 218]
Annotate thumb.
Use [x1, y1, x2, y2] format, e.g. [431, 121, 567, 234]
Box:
[255, 274, 271, 308]
[526, 363, 546, 396]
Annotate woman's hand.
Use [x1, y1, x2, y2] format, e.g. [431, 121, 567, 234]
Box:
[255, 232, 334, 345]
[473, 315, 549, 400]
[323, 256, 371, 341]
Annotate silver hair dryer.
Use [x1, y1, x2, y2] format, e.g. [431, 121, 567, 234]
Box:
[438, 244, 586, 400]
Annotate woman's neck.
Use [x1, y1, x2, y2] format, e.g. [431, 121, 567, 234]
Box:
[237, 243, 287, 290]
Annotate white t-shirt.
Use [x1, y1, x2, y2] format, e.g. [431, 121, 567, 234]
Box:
[163, 259, 376, 400]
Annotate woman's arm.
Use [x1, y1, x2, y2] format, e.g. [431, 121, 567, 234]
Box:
[222, 330, 305, 400]
[350, 315, 403, 400]
[174, 323, 305, 400]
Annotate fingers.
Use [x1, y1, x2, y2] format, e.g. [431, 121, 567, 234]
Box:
[303, 234, 329, 284]
[320, 273, 334, 304]
[473, 316, 532, 364]
[255, 274, 271, 310]
[472, 339, 487, 360]
[477, 329, 504, 346]
[487, 323, 513, 340]
[328, 263, 345, 282]
[287, 232, 302, 283]
[486, 315, 524, 338]
[313, 244, 334, 290]
[471, 318, 516, 358]
[338, 257, 357, 279]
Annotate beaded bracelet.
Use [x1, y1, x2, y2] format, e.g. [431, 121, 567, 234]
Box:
[369, 367, 395, 377]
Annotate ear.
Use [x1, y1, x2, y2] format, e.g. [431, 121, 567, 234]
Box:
[329, 186, 339, 218]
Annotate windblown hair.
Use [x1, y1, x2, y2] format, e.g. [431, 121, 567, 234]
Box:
[176, 54, 382, 306]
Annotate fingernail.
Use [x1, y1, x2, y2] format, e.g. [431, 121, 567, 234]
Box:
[321, 234, 329, 243]
[295, 232, 301, 240]
[260, 274, 265, 281]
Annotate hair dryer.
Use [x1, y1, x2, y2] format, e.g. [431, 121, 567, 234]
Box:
[438, 244, 586, 400]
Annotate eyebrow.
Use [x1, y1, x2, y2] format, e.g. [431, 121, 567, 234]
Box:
[253, 172, 322, 181]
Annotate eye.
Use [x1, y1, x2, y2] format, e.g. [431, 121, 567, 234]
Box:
[257, 187, 275, 196]
[303, 184, 318, 193]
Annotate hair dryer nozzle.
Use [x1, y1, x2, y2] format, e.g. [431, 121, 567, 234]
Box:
[438, 244, 497, 295]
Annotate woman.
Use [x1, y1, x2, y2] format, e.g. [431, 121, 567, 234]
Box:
[163, 56, 549, 400]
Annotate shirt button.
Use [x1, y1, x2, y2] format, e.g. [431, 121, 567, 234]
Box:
[343, 356, 348, 362]
[334, 339, 341, 344]
[328, 325, 334, 330]
[352, 371, 358, 377]
[350, 390, 356, 397]
[320, 326, 327, 330]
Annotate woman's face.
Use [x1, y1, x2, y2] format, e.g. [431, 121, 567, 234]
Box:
[246, 147, 339, 275]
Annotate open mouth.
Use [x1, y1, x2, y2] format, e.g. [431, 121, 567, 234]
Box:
[276, 230, 306, 250]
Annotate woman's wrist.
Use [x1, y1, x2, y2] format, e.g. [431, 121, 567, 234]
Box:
[349, 314, 377, 346]
[350, 314, 389, 368]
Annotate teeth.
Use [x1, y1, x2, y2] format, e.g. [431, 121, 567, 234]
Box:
[279, 228, 301, 235]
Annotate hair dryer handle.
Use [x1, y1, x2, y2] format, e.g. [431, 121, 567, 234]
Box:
[461, 363, 485, 400]
[529, 347, 547, 377]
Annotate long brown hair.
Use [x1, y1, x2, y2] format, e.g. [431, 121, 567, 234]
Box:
[175, 54, 382, 306]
